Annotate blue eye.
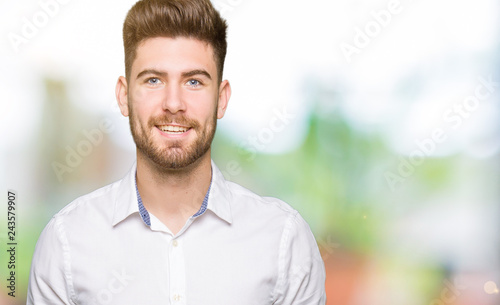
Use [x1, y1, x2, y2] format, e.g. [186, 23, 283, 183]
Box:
[147, 78, 161, 85]
[187, 79, 200, 87]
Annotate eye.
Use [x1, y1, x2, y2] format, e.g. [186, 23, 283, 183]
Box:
[147, 78, 162, 86]
[186, 79, 201, 87]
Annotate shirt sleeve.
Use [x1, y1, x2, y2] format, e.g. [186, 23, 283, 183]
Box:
[27, 215, 75, 305]
[273, 211, 327, 304]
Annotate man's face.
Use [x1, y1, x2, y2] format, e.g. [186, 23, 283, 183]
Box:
[116, 37, 230, 170]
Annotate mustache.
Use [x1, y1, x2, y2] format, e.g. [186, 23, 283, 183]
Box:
[148, 115, 200, 129]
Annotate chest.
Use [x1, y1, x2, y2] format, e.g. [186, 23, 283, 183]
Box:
[68, 220, 280, 305]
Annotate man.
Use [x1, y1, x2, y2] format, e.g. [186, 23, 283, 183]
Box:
[27, 0, 326, 304]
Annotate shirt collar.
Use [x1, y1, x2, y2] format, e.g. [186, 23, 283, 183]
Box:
[112, 160, 233, 226]
[206, 159, 233, 224]
[134, 171, 212, 226]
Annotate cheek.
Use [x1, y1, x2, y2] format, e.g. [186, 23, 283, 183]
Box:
[186, 92, 217, 117]
[131, 87, 162, 106]
[130, 90, 162, 117]
[128, 103, 151, 129]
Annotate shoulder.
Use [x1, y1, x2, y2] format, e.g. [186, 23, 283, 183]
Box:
[223, 180, 321, 248]
[47, 177, 125, 234]
[223, 179, 301, 229]
[34, 178, 125, 262]
[223, 180, 324, 275]
[58, 180, 120, 218]
[227, 180, 296, 212]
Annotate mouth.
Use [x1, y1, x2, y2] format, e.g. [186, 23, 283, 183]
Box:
[156, 124, 191, 135]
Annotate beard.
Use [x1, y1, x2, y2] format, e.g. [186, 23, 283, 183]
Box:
[128, 105, 217, 170]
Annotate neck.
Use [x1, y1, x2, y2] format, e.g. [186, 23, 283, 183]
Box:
[135, 150, 212, 234]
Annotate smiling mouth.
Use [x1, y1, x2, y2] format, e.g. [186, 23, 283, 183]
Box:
[157, 125, 191, 134]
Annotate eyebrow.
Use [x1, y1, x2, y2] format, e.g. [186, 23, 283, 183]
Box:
[136, 69, 212, 80]
[136, 69, 167, 80]
[182, 69, 212, 80]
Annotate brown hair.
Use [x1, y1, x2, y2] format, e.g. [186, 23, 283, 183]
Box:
[123, 0, 228, 82]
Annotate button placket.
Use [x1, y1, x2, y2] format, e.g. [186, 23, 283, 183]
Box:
[169, 238, 186, 304]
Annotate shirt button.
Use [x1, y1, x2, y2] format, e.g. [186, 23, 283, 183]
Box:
[172, 240, 178, 247]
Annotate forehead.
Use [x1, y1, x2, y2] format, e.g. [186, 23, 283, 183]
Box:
[132, 37, 217, 78]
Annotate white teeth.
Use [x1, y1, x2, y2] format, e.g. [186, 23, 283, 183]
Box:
[159, 125, 188, 133]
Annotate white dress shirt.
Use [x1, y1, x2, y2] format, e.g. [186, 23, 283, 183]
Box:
[28, 160, 326, 305]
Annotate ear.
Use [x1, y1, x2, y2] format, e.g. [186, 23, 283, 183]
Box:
[115, 76, 129, 117]
[217, 80, 231, 119]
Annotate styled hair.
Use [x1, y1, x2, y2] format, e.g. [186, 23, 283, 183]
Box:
[123, 0, 227, 82]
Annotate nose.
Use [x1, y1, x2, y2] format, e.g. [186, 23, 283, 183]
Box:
[161, 83, 186, 114]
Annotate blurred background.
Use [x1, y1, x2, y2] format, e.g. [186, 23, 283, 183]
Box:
[1, 0, 499, 304]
